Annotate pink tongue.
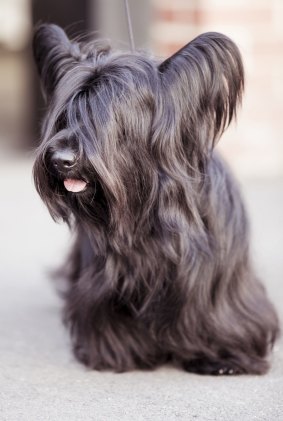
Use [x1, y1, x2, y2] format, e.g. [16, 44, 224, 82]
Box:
[63, 179, 87, 192]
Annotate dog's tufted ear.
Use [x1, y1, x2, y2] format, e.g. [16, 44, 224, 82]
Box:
[158, 32, 244, 155]
[33, 23, 81, 100]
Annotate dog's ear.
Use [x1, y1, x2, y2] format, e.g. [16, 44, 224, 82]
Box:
[33, 23, 80, 99]
[158, 32, 244, 154]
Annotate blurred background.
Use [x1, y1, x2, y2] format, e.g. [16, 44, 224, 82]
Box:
[0, 2, 282, 418]
[1, 0, 283, 175]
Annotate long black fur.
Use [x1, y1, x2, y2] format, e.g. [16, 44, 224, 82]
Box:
[33, 24, 279, 374]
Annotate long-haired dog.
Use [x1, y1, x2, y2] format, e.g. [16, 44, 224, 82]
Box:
[33, 24, 279, 374]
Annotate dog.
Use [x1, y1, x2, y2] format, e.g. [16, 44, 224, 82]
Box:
[33, 23, 279, 374]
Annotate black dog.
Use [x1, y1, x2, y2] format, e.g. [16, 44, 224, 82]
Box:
[33, 24, 279, 374]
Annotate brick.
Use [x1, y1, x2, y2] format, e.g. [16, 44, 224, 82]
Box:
[151, 22, 199, 45]
[155, 8, 202, 24]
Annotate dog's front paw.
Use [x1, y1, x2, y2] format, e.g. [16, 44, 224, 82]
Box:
[216, 366, 240, 375]
[183, 358, 244, 375]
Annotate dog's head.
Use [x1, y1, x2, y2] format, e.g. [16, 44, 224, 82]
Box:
[33, 24, 244, 233]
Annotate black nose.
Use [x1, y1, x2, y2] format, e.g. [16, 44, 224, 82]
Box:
[51, 149, 76, 171]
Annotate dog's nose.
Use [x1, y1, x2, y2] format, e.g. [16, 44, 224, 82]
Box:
[51, 149, 76, 171]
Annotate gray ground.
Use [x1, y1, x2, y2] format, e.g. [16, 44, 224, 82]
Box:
[0, 156, 282, 421]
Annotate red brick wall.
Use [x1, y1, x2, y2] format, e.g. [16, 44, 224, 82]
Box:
[151, 0, 283, 178]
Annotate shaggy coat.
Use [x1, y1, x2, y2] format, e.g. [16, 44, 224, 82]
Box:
[33, 24, 279, 374]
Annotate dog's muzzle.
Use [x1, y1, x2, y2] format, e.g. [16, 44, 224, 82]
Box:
[50, 148, 88, 193]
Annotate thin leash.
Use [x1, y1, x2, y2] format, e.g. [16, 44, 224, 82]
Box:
[124, 0, 135, 51]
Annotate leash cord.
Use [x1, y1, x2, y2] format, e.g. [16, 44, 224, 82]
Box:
[124, 0, 135, 51]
